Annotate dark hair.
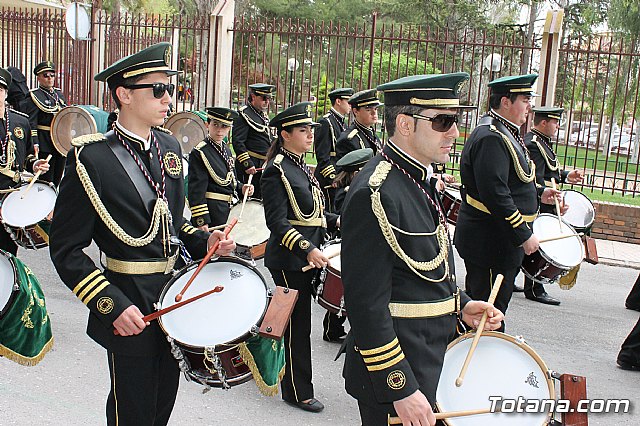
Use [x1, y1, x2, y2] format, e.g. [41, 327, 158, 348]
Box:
[110, 75, 146, 109]
[333, 170, 356, 188]
[265, 125, 296, 162]
[488, 92, 519, 110]
[533, 115, 548, 126]
[383, 105, 423, 136]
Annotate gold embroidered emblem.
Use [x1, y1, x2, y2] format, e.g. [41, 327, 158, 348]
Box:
[226, 111, 231, 119]
[164, 45, 172, 66]
[299, 240, 310, 250]
[163, 151, 182, 177]
[13, 127, 24, 139]
[196, 217, 205, 226]
[387, 370, 406, 390]
[97, 297, 114, 315]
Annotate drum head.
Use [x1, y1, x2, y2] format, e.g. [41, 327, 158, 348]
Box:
[534, 214, 584, 268]
[562, 190, 595, 230]
[158, 258, 268, 347]
[445, 187, 461, 200]
[0, 251, 16, 314]
[321, 241, 342, 273]
[1, 182, 57, 227]
[50, 106, 98, 156]
[437, 332, 554, 425]
[228, 200, 270, 247]
[164, 112, 207, 155]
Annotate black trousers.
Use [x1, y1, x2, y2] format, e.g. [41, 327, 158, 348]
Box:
[619, 316, 640, 364]
[323, 311, 347, 340]
[106, 348, 180, 426]
[626, 273, 640, 310]
[0, 225, 18, 256]
[463, 262, 519, 332]
[523, 275, 546, 297]
[269, 268, 315, 403]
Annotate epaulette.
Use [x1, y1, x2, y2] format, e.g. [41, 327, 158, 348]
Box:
[274, 153, 284, 165]
[71, 133, 106, 147]
[323, 113, 331, 119]
[239, 105, 248, 112]
[368, 161, 392, 190]
[29, 88, 38, 93]
[153, 126, 172, 135]
[9, 109, 28, 118]
[195, 141, 207, 150]
[347, 129, 358, 140]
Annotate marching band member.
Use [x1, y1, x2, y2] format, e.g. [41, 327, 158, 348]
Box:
[336, 89, 383, 160]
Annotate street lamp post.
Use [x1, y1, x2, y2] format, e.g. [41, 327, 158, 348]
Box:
[287, 58, 299, 107]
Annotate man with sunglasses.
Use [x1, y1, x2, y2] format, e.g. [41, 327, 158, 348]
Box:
[49, 42, 235, 426]
[454, 74, 562, 330]
[232, 83, 276, 199]
[335, 89, 383, 161]
[340, 73, 504, 426]
[23, 61, 67, 185]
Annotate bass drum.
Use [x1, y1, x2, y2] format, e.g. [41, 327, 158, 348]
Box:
[164, 111, 207, 156]
[50, 105, 110, 156]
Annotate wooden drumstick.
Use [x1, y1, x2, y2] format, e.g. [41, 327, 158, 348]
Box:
[455, 274, 504, 387]
[538, 232, 584, 244]
[550, 178, 563, 231]
[301, 250, 340, 272]
[238, 173, 254, 222]
[114, 286, 224, 335]
[207, 223, 229, 231]
[21, 154, 52, 199]
[388, 408, 494, 424]
[175, 217, 238, 302]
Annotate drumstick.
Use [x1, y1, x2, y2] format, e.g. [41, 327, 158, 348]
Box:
[550, 178, 563, 231]
[538, 232, 584, 244]
[301, 250, 340, 272]
[388, 408, 494, 424]
[207, 223, 229, 231]
[238, 173, 254, 221]
[21, 154, 52, 199]
[114, 286, 224, 335]
[455, 274, 504, 387]
[174, 217, 238, 302]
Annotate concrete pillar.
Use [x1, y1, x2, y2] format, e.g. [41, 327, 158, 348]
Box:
[208, 0, 235, 108]
[536, 9, 563, 107]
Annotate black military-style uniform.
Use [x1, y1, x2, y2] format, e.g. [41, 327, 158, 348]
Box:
[23, 86, 67, 185]
[525, 128, 568, 206]
[0, 109, 38, 254]
[313, 108, 346, 211]
[188, 136, 243, 228]
[262, 148, 338, 404]
[232, 104, 272, 199]
[341, 141, 470, 420]
[336, 120, 382, 160]
[49, 125, 209, 425]
[454, 112, 541, 325]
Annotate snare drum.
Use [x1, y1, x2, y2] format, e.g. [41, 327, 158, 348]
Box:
[442, 187, 462, 225]
[316, 240, 345, 316]
[521, 214, 584, 284]
[0, 249, 18, 319]
[437, 331, 555, 425]
[561, 190, 595, 234]
[158, 257, 269, 388]
[0, 181, 57, 249]
[50, 105, 110, 156]
[227, 200, 270, 260]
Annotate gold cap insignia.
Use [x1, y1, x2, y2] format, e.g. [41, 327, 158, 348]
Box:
[164, 45, 172, 66]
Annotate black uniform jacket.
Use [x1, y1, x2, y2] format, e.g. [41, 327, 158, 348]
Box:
[313, 108, 345, 187]
[187, 137, 242, 227]
[336, 120, 382, 160]
[454, 114, 540, 269]
[232, 104, 272, 172]
[525, 129, 568, 188]
[0, 109, 37, 189]
[261, 149, 338, 271]
[23, 86, 66, 152]
[341, 141, 470, 405]
[50, 126, 209, 356]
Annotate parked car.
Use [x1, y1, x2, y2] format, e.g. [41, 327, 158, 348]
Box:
[609, 132, 636, 155]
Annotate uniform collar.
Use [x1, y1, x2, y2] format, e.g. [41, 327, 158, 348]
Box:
[490, 109, 520, 134]
[354, 119, 374, 133]
[281, 147, 305, 163]
[531, 128, 551, 144]
[115, 121, 151, 151]
[384, 139, 433, 182]
[329, 107, 344, 120]
[38, 85, 55, 94]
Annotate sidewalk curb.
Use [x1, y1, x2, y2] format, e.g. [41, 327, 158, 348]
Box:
[598, 257, 640, 270]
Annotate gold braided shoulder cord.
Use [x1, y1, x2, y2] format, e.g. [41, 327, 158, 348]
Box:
[30, 91, 61, 114]
[496, 131, 536, 183]
[534, 139, 558, 172]
[368, 161, 448, 283]
[240, 110, 269, 133]
[198, 149, 235, 187]
[276, 164, 323, 221]
[75, 147, 169, 247]
[0, 139, 16, 171]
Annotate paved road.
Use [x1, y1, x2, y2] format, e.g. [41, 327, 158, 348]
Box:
[1, 245, 638, 425]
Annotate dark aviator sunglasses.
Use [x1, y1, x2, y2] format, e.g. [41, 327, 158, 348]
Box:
[412, 113, 459, 132]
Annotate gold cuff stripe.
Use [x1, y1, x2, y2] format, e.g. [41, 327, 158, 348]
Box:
[282, 229, 297, 247]
[506, 211, 519, 221]
[363, 345, 402, 364]
[359, 337, 400, 356]
[508, 214, 523, 225]
[236, 152, 250, 161]
[78, 276, 108, 303]
[287, 234, 302, 250]
[366, 353, 406, 371]
[72, 270, 101, 295]
[31, 130, 38, 135]
[82, 280, 110, 305]
[465, 194, 490, 214]
[184, 227, 197, 234]
[512, 217, 525, 228]
[190, 206, 208, 213]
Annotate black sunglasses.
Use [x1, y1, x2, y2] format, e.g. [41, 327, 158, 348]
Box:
[412, 113, 459, 132]
[42, 72, 56, 78]
[123, 83, 175, 99]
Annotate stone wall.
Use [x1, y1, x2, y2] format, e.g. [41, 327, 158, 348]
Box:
[591, 201, 640, 244]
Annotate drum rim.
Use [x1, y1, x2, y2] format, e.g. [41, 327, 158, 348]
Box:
[533, 214, 585, 268]
[157, 255, 270, 349]
[50, 105, 98, 157]
[561, 189, 596, 229]
[163, 111, 207, 153]
[320, 239, 342, 274]
[0, 250, 18, 318]
[438, 331, 554, 426]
